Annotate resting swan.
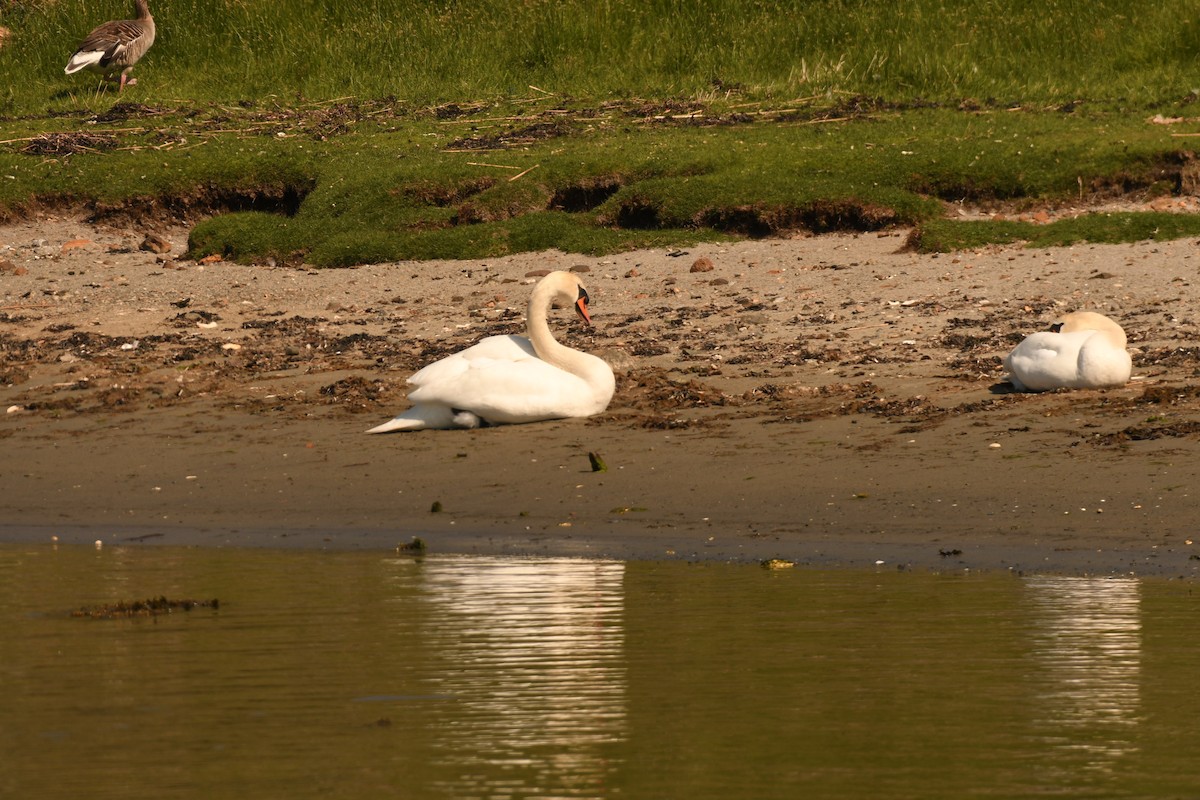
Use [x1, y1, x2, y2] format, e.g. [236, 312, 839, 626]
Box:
[367, 271, 616, 432]
[1003, 311, 1132, 392]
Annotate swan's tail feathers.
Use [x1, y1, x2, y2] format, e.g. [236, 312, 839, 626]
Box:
[366, 416, 427, 434]
[451, 410, 483, 428]
[367, 405, 485, 433]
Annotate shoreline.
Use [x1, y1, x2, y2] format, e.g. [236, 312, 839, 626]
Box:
[4, 405, 1197, 578]
[4, 518, 1197, 578]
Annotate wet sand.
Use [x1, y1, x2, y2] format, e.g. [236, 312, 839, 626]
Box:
[3, 213, 1200, 576]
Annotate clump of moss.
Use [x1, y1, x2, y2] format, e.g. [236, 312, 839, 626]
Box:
[911, 212, 1200, 253]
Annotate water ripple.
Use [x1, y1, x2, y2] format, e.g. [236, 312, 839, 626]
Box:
[1025, 576, 1143, 770]
[417, 557, 626, 798]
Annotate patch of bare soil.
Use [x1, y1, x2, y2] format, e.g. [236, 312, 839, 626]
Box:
[4, 214, 1200, 439]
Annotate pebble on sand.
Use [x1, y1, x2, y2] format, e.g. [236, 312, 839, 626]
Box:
[140, 233, 172, 254]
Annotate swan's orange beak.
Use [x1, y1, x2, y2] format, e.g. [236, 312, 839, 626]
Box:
[575, 287, 593, 325]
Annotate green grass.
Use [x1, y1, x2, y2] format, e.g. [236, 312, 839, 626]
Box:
[5, 0, 1198, 109]
[1, 0, 1199, 263]
[913, 212, 1200, 252]
[184, 102, 1195, 264]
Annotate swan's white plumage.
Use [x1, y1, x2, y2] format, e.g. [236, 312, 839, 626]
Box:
[368, 271, 615, 432]
[1004, 311, 1132, 392]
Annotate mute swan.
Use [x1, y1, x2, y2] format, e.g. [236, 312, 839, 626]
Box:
[367, 271, 616, 432]
[64, 0, 156, 91]
[1004, 311, 1132, 392]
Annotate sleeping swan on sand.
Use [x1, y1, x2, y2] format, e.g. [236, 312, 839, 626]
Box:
[367, 271, 615, 432]
[1004, 311, 1132, 392]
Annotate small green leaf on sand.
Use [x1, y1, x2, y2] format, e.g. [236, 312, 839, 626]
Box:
[588, 451, 608, 472]
[430, 500, 443, 513]
[761, 559, 795, 569]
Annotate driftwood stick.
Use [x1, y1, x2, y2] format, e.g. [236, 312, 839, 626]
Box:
[0, 302, 55, 311]
[508, 164, 540, 182]
[438, 115, 538, 125]
[466, 161, 523, 170]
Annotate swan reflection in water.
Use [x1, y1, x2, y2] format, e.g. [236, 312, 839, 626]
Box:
[415, 557, 626, 797]
[1025, 575, 1141, 771]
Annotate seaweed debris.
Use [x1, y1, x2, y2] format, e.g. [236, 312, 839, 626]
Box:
[71, 596, 220, 619]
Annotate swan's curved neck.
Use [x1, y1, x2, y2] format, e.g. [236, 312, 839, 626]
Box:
[526, 284, 581, 373]
[521, 274, 615, 410]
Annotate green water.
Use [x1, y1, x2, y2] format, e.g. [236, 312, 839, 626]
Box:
[1, 544, 1198, 799]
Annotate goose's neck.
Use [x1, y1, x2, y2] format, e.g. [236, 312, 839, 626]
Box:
[135, 0, 152, 20]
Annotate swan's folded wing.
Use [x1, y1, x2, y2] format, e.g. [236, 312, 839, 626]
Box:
[1005, 330, 1093, 391]
[407, 334, 536, 388]
[1075, 338, 1132, 388]
[408, 356, 595, 424]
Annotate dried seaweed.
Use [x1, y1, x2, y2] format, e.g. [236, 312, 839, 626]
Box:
[72, 596, 219, 619]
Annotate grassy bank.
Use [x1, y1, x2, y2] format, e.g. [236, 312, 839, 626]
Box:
[5, 0, 1198, 109]
[1, 1, 1200, 263]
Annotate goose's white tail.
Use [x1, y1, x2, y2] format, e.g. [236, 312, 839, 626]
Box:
[64, 51, 104, 74]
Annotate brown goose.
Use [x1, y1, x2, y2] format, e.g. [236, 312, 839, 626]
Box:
[64, 0, 155, 91]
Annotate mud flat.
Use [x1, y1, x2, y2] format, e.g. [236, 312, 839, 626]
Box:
[3, 213, 1200, 576]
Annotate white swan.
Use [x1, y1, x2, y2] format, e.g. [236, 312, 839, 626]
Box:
[367, 271, 616, 432]
[1003, 311, 1132, 392]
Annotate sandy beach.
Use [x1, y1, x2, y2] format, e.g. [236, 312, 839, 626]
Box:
[3, 211, 1200, 576]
